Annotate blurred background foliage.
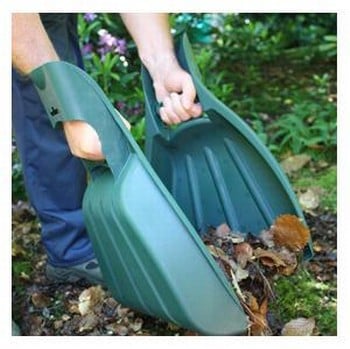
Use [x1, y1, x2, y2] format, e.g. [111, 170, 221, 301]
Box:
[77, 12, 337, 158]
[13, 13, 336, 201]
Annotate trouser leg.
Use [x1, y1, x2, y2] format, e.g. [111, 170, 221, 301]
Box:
[12, 73, 95, 267]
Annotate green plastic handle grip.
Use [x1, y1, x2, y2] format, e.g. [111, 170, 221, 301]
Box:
[30, 61, 135, 178]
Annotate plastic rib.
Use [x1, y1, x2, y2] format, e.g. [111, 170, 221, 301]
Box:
[223, 138, 275, 226]
[203, 146, 239, 230]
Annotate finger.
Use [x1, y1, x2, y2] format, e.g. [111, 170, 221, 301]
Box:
[189, 102, 203, 118]
[153, 80, 169, 102]
[162, 96, 182, 125]
[169, 92, 191, 121]
[180, 74, 197, 110]
[159, 107, 171, 125]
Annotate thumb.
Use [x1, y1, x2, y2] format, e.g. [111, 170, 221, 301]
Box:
[153, 81, 169, 103]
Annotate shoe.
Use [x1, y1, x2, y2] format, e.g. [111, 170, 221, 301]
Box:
[46, 258, 105, 286]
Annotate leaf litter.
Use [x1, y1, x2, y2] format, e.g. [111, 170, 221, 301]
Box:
[202, 213, 312, 335]
[13, 200, 334, 336]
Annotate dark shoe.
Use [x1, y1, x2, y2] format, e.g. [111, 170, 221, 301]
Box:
[46, 258, 105, 286]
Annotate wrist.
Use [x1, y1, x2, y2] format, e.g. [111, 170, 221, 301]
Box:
[19, 56, 60, 77]
[141, 51, 179, 80]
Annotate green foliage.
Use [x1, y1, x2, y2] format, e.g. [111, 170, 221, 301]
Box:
[318, 35, 337, 58]
[267, 74, 336, 159]
[272, 269, 337, 335]
[191, 14, 336, 160]
[171, 13, 223, 43]
[130, 117, 146, 149]
[77, 13, 144, 130]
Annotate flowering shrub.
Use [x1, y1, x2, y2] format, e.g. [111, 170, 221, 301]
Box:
[78, 13, 143, 130]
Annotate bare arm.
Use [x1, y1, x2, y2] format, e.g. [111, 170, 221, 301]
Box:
[12, 13, 59, 75]
[12, 13, 105, 160]
[120, 13, 176, 78]
[121, 13, 202, 124]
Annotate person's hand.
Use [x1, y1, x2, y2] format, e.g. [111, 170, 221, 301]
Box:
[63, 115, 131, 160]
[151, 57, 202, 125]
[120, 13, 202, 125]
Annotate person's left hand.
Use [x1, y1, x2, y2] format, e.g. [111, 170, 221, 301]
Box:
[62, 114, 131, 161]
[151, 58, 202, 125]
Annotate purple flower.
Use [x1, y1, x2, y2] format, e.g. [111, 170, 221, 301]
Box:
[97, 46, 108, 60]
[115, 39, 127, 55]
[96, 29, 128, 58]
[98, 29, 117, 48]
[116, 101, 126, 110]
[83, 13, 97, 22]
[81, 43, 93, 56]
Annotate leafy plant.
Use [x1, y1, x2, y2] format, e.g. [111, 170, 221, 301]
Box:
[318, 35, 337, 58]
[267, 73, 336, 159]
[77, 13, 144, 126]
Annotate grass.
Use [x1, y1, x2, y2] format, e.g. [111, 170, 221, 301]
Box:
[272, 268, 337, 335]
[292, 165, 337, 213]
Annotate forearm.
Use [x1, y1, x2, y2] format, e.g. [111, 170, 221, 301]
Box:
[120, 13, 179, 77]
[12, 13, 59, 75]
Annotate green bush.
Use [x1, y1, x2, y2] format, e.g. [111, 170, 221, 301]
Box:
[78, 13, 144, 128]
[267, 73, 336, 159]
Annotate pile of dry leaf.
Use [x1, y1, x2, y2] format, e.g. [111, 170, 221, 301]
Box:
[203, 214, 315, 336]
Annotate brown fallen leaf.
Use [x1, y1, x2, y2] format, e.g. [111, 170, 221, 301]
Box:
[78, 312, 100, 333]
[27, 315, 44, 336]
[53, 319, 64, 330]
[78, 285, 105, 316]
[280, 154, 311, 175]
[207, 244, 237, 269]
[249, 297, 270, 336]
[235, 265, 250, 282]
[254, 247, 286, 268]
[271, 214, 310, 252]
[244, 292, 259, 313]
[128, 317, 143, 332]
[281, 317, 316, 336]
[67, 300, 80, 314]
[298, 188, 322, 211]
[116, 304, 131, 318]
[31, 292, 51, 308]
[258, 229, 275, 248]
[234, 242, 253, 268]
[277, 247, 298, 276]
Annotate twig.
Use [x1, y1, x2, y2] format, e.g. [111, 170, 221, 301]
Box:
[230, 269, 245, 301]
[251, 261, 276, 300]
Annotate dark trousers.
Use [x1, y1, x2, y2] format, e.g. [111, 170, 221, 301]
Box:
[12, 14, 95, 266]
